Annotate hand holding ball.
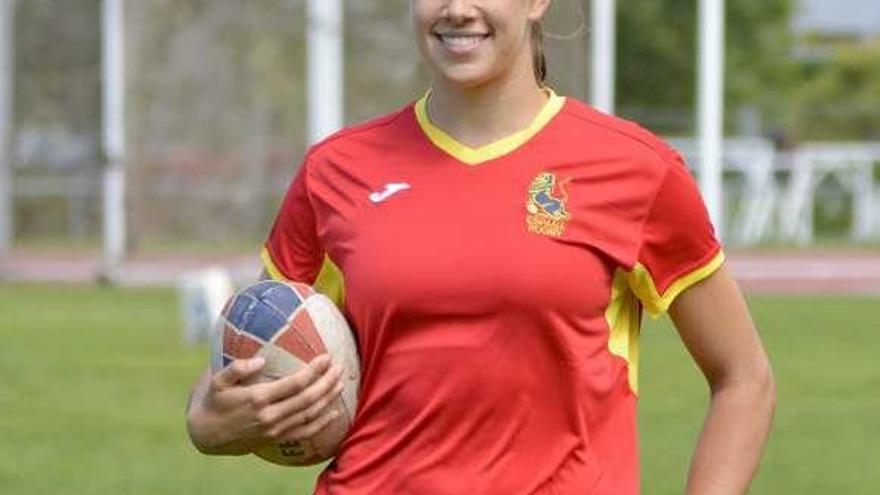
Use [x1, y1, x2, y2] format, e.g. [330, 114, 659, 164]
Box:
[212, 280, 360, 466]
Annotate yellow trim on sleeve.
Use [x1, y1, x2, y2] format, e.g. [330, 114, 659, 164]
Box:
[414, 88, 566, 165]
[605, 270, 642, 395]
[605, 252, 725, 395]
[313, 255, 346, 311]
[260, 248, 346, 310]
[260, 247, 285, 281]
[627, 250, 726, 318]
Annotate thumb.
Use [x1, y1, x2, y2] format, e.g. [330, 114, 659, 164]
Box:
[213, 357, 265, 389]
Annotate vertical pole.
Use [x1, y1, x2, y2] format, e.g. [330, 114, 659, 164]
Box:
[697, 0, 725, 236]
[0, 0, 14, 257]
[590, 0, 616, 114]
[307, 0, 344, 144]
[102, 0, 126, 272]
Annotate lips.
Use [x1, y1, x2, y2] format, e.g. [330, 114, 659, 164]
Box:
[433, 32, 491, 54]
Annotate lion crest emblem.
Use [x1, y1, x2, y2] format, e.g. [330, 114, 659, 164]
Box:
[525, 172, 572, 237]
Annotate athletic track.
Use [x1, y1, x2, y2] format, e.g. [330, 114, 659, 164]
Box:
[1, 250, 879, 295]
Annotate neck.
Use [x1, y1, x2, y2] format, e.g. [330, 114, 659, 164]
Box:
[427, 68, 549, 148]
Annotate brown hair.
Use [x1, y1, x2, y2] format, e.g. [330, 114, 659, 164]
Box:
[530, 21, 547, 83]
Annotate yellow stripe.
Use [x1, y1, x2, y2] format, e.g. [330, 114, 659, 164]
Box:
[627, 250, 726, 318]
[260, 247, 285, 281]
[605, 252, 725, 395]
[605, 270, 642, 395]
[260, 247, 346, 311]
[313, 255, 346, 311]
[414, 88, 566, 165]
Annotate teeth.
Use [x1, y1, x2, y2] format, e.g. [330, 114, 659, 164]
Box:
[440, 35, 485, 48]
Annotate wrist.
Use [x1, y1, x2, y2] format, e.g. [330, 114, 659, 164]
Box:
[186, 404, 255, 456]
[186, 402, 226, 453]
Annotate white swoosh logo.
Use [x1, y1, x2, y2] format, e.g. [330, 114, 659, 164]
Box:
[369, 182, 411, 203]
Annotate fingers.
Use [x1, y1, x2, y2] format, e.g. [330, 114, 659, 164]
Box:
[263, 368, 345, 438]
[280, 407, 341, 443]
[255, 354, 334, 404]
[211, 354, 346, 446]
[212, 357, 266, 389]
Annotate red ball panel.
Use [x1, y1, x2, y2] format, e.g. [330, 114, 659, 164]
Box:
[291, 282, 315, 297]
[287, 307, 328, 357]
[223, 324, 263, 360]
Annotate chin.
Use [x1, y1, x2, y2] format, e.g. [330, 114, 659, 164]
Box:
[439, 71, 491, 89]
[432, 62, 500, 90]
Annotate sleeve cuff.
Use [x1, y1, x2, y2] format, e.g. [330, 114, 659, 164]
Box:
[627, 249, 726, 318]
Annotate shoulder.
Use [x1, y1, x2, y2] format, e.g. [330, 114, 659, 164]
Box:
[303, 103, 418, 167]
[555, 96, 683, 172]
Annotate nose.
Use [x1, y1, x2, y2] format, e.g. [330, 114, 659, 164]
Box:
[444, 0, 476, 24]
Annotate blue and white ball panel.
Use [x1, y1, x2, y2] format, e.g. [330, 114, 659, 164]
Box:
[216, 281, 309, 368]
[243, 281, 305, 322]
[226, 282, 304, 340]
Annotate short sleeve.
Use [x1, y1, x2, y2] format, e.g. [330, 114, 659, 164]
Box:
[626, 152, 725, 317]
[261, 159, 325, 283]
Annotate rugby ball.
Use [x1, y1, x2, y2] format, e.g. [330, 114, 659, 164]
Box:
[212, 280, 360, 466]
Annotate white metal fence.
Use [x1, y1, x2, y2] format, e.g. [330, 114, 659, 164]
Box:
[3, 0, 879, 263]
[672, 138, 880, 245]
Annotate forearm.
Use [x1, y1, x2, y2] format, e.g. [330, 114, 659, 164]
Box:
[686, 373, 776, 495]
[187, 270, 271, 455]
[186, 370, 253, 456]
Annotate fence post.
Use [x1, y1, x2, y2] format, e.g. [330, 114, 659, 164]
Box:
[307, 0, 344, 144]
[591, 0, 616, 114]
[698, 0, 726, 237]
[102, 0, 126, 274]
[0, 0, 14, 257]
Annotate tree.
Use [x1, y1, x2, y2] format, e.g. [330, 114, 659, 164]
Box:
[614, 0, 798, 134]
[14, 0, 102, 169]
[790, 40, 880, 140]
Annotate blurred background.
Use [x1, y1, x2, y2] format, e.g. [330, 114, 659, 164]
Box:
[0, 0, 878, 494]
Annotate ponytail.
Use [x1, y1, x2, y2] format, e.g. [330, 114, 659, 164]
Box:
[530, 22, 547, 83]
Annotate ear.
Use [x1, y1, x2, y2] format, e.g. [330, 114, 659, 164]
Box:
[527, 0, 552, 22]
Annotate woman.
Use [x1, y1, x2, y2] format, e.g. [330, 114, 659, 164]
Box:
[186, 1, 776, 493]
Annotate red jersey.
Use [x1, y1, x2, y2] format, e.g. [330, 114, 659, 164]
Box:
[262, 90, 723, 495]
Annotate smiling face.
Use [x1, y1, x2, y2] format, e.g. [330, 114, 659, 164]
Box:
[411, 0, 551, 89]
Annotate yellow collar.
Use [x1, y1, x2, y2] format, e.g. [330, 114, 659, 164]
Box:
[414, 88, 566, 166]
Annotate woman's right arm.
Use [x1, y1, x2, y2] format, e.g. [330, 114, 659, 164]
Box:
[185, 349, 345, 455]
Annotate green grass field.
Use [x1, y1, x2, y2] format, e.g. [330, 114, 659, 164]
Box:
[0, 283, 877, 494]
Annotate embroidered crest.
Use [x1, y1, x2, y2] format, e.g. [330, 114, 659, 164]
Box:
[525, 172, 572, 237]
